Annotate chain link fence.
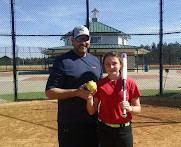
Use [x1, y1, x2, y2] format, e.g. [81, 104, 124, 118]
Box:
[0, 0, 181, 103]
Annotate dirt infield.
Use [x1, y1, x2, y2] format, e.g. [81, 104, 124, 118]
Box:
[0, 97, 181, 147]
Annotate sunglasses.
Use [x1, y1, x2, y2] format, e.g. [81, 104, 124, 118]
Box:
[75, 36, 89, 42]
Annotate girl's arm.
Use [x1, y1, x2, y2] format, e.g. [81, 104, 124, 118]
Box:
[121, 97, 141, 115]
[87, 96, 100, 115]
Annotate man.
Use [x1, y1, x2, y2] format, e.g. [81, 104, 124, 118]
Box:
[45, 25, 103, 147]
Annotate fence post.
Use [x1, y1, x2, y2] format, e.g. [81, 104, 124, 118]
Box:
[159, 0, 163, 96]
[11, 0, 18, 101]
[86, 0, 90, 53]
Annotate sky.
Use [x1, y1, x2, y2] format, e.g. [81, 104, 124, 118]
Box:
[0, 0, 181, 50]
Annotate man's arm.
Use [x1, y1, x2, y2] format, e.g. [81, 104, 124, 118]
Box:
[46, 84, 93, 100]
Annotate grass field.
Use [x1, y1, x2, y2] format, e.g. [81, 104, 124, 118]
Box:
[0, 90, 180, 103]
[0, 92, 47, 102]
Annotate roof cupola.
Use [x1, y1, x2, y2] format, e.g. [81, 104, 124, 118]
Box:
[92, 8, 99, 22]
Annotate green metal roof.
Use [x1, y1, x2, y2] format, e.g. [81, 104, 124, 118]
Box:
[90, 44, 138, 49]
[50, 45, 73, 50]
[89, 21, 126, 34]
[62, 21, 127, 38]
[49, 44, 138, 50]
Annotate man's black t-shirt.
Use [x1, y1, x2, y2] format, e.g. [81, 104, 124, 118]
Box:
[46, 50, 103, 124]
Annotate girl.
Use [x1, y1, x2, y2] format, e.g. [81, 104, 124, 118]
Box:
[87, 51, 141, 147]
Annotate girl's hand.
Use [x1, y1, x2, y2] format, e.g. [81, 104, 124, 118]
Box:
[120, 101, 133, 113]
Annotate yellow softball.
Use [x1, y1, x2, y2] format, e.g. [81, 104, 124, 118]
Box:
[87, 80, 97, 91]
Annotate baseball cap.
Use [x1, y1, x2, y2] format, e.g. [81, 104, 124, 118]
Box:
[73, 25, 89, 38]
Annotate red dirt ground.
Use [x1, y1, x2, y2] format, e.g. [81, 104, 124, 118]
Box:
[0, 96, 181, 147]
